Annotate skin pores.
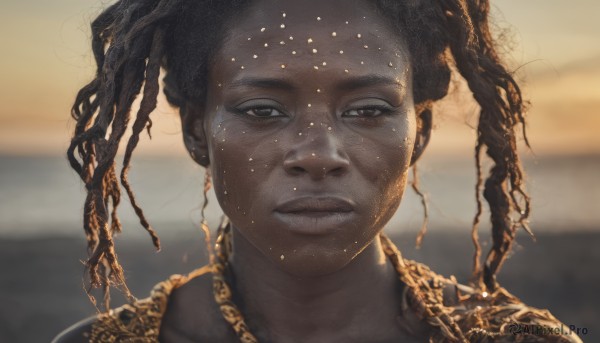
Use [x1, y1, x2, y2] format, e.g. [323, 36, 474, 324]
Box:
[190, 0, 417, 277]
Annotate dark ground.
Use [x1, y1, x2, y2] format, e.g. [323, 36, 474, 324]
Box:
[0, 229, 597, 343]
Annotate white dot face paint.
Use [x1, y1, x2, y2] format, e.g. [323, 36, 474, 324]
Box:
[260, 27, 266, 32]
[208, 1, 415, 274]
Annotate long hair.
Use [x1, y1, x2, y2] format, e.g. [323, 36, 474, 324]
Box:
[67, 0, 531, 309]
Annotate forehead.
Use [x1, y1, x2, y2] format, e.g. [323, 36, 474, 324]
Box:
[211, 0, 409, 84]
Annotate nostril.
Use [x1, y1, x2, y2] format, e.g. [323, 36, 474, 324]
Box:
[291, 166, 304, 174]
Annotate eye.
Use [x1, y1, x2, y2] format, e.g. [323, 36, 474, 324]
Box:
[343, 106, 390, 117]
[243, 106, 284, 118]
[233, 99, 287, 119]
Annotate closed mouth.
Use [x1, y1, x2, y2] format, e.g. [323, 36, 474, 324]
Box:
[274, 196, 355, 213]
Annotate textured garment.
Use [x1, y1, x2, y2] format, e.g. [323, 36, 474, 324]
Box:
[89, 261, 583, 343]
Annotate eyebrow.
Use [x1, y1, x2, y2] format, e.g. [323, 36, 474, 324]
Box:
[228, 77, 296, 91]
[227, 74, 403, 91]
[336, 75, 403, 91]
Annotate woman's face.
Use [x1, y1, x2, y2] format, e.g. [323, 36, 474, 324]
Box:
[192, 0, 417, 276]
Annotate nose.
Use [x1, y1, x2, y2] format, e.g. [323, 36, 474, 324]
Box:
[283, 124, 350, 180]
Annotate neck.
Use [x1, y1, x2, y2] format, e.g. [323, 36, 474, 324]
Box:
[228, 226, 405, 342]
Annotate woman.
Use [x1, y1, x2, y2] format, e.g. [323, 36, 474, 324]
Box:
[54, 0, 582, 342]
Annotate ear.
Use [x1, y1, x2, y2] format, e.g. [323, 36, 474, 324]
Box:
[181, 102, 210, 167]
[410, 107, 432, 166]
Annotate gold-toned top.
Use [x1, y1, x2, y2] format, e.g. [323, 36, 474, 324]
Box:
[89, 259, 582, 343]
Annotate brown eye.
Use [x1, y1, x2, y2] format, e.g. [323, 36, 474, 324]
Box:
[243, 107, 284, 118]
[343, 106, 391, 118]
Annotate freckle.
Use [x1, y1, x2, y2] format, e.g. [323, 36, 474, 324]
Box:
[264, 43, 268, 47]
[339, 50, 344, 54]
[327, 126, 332, 131]
[281, 64, 286, 69]
[356, 33, 361, 38]
[363, 45, 368, 49]
[280, 41, 285, 45]
[316, 16, 321, 21]
[331, 32, 337, 37]
[280, 24, 286, 29]
[260, 27, 266, 32]
[307, 38, 313, 43]
[312, 49, 317, 54]
[322, 61, 326, 66]
[292, 51, 297, 55]
[253, 54, 258, 59]
[280, 255, 285, 260]
[231, 57, 236, 62]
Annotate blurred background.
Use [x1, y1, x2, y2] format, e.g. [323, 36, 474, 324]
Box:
[1, 0, 599, 342]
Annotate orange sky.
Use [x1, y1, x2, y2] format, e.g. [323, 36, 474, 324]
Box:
[1, 0, 598, 157]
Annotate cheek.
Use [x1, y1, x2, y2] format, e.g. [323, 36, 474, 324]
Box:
[207, 116, 280, 219]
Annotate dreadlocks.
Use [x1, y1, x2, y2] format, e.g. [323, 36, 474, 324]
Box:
[67, 0, 531, 311]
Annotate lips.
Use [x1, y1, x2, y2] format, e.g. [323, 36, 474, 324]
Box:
[275, 196, 355, 213]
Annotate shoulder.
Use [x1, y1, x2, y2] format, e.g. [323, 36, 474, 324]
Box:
[51, 316, 95, 343]
[52, 265, 232, 343]
[159, 266, 237, 342]
[401, 259, 583, 342]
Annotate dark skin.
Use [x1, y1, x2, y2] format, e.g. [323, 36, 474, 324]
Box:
[53, 0, 431, 342]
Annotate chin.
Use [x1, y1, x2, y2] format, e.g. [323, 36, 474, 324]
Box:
[269, 248, 356, 278]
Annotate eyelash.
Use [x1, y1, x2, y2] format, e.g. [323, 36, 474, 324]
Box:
[234, 105, 395, 120]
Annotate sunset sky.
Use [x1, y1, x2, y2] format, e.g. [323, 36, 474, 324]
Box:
[1, 0, 599, 156]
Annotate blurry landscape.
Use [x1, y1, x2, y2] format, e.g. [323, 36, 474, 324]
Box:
[1, 0, 599, 342]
